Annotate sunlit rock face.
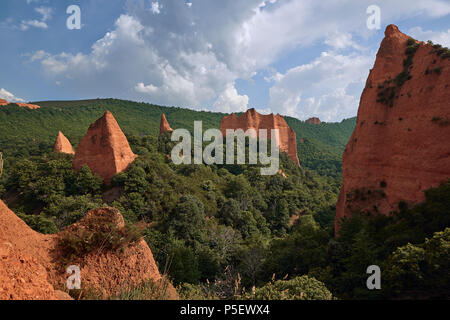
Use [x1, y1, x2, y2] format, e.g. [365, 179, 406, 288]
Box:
[220, 108, 300, 167]
[73, 111, 137, 184]
[53, 131, 75, 155]
[336, 25, 450, 233]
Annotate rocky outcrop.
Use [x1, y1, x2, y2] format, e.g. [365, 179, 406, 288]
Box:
[53, 131, 75, 155]
[220, 108, 300, 166]
[335, 25, 450, 233]
[73, 111, 137, 184]
[307, 117, 322, 125]
[0, 200, 175, 300]
[0, 99, 40, 109]
[160, 114, 173, 134]
[306, 117, 322, 125]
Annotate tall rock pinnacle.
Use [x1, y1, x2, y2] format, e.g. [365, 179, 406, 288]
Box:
[335, 25, 450, 233]
[73, 111, 137, 184]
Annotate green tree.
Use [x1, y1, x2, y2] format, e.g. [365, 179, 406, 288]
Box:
[167, 195, 206, 245]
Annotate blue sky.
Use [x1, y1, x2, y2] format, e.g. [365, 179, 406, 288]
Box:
[0, 0, 449, 122]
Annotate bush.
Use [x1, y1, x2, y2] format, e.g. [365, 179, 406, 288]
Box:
[58, 208, 143, 267]
[244, 275, 333, 300]
[384, 228, 450, 298]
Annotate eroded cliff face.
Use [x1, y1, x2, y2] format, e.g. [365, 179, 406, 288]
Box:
[160, 114, 173, 134]
[73, 111, 137, 185]
[0, 200, 175, 300]
[220, 108, 300, 166]
[335, 25, 450, 232]
[53, 131, 75, 155]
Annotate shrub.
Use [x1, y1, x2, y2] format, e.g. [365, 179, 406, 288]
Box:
[384, 228, 450, 298]
[58, 208, 143, 267]
[243, 275, 333, 300]
[177, 283, 219, 300]
[113, 278, 174, 300]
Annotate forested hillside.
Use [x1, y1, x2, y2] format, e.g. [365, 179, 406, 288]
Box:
[0, 100, 448, 300]
[0, 99, 355, 178]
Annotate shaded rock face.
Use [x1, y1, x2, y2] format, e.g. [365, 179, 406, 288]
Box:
[53, 131, 75, 155]
[0, 99, 40, 109]
[306, 117, 322, 125]
[73, 111, 137, 184]
[0, 200, 175, 300]
[335, 25, 450, 233]
[220, 108, 300, 166]
[160, 114, 173, 134]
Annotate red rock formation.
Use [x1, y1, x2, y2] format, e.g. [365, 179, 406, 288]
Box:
[335, 25, 450, 233]
[16, 103, 40, 110]
[306, 117, 322, 125]
[73, 111, 137, 184]
[220, 108, 300, 166]
[53, 131, 75, 155]
[160, 114, 173, 134]
[0, 99, 40, 109]
[0, 200, 176, 300]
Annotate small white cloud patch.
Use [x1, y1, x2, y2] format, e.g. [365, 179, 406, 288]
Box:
[0, 88, 25, 102]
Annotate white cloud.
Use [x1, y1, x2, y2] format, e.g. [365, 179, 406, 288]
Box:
[29, 50, 49, 62]
[212, 84, 249, 113]
[18, 5, 52, 31]
[409, 27, 450, 47]
[20, 20, 48, 30]
[135, 82, 158, 94]
[151, 2, 161, 15]
[268, 51, 373, 122]
[35, 7, 53, 22]
[0, 88, 25, 102]
[27, 0, 450, 119]
[325, 32, 362, 51]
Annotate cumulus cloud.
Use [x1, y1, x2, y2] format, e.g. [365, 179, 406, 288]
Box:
[27, 0, 450, 119]
[212, 84, 249, 113]
[0, 88, 25, 102]
[268, 51, 373, 122]
[409, 27, 450, 47]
